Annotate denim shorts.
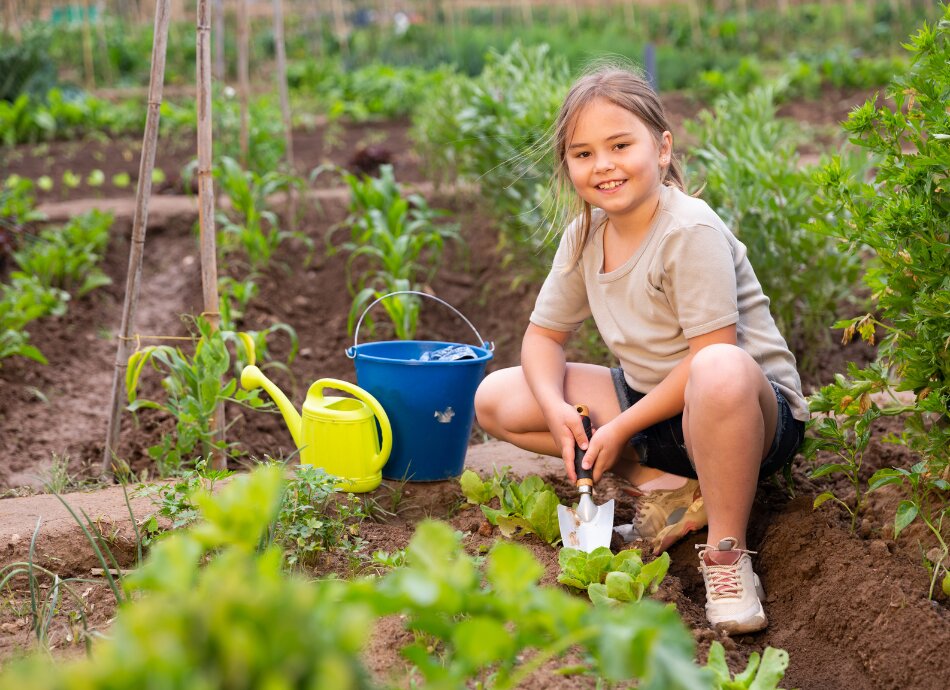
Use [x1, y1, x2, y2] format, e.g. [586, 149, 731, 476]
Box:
[610, 367, 805, 480]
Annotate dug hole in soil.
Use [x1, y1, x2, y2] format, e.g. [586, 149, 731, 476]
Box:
[1, 106, 948, 688]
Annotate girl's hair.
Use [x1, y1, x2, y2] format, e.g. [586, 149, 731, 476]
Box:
[552, 64, 685, 270]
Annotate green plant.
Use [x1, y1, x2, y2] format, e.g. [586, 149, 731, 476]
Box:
[270, 464, 368, 569]
[214, 156, 311, 271]
[802, 363, 903, 532]
[411, 42, 568, 268]
[331, 164, 460, 340]
[706, 640, 790, 690]
[125, 317, 270, 475]
[687, 85, 864, 371]
[0, 276, 68, 365]
[0, 519, 95, 653]
[809, 5, 950, 596]
[11, 209, 112, 296]
[459, 468, 561, 545]
[218, 273, 260, 329]
[558, 546, 670, 606]
[0, 466, 790, 690]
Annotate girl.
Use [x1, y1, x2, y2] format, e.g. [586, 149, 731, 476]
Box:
[474, 66, 807, 634]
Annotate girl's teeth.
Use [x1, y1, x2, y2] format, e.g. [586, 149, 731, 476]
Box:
[599, 180, 623, 189]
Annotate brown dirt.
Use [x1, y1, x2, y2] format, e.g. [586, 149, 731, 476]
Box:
[1, 101, 948, 686]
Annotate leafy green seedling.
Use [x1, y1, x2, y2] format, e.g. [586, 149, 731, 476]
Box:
[558, 546, 670, 605]
[459, 468, 561, 545]
[112, 172, 131, 188]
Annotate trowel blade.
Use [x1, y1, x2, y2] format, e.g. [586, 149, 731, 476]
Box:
[557, 499, 615, 552]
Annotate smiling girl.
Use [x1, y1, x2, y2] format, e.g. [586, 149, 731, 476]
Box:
[474, 66, 807, 634]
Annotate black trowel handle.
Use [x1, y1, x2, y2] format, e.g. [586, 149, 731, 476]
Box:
[573, 404, 594, 486]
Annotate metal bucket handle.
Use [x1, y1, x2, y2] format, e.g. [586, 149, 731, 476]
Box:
[346, 290, 494, 358]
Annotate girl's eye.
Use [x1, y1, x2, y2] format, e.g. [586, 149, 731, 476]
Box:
[614, 143, 629, 150]
[575, 151, 590, 159]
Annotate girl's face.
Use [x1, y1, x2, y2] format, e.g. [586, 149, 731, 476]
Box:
[564, 97, 672, 225]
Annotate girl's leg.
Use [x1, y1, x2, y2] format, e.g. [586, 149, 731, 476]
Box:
[474, 364, 665, 485]
[682, 343, 779, 550]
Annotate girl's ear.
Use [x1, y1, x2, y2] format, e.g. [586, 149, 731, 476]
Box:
[659, 130, 673, 164]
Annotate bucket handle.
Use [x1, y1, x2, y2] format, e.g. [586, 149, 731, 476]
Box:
[346, 290, 494, 358]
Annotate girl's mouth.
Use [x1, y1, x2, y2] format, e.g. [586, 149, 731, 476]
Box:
[597, 179, 626, 191]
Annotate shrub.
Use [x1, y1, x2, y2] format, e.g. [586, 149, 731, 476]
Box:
[686, 86, 864, 372]
[809, 5, 950, 598]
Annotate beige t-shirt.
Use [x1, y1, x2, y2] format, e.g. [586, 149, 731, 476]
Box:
[530, 185, 808, 422]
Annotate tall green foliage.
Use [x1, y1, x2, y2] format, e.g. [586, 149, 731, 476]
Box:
[809, 5, 950, 597]
[412, 42, 568, 266]
[687, 86, 864, 371]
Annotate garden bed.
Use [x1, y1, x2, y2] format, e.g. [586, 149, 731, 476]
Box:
[1, 109, 947, 688]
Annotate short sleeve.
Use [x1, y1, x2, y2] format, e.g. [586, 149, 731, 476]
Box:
[656, 225, 738, 339]
[529, 224, 591, 332]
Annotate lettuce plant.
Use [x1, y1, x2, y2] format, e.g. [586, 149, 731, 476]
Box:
[460, 468, 561, 545]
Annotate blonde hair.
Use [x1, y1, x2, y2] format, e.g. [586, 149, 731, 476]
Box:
[551, 64, 685, 270]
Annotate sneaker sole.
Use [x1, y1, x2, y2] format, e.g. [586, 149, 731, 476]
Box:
[651, 498, 708, 555]
[708, 574, 768, 634]
[710, 604, 769, 634]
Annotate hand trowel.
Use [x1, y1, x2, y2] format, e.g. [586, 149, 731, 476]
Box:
[557, 405, 615, 552]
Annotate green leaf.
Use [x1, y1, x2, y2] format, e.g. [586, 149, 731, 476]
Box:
[809, 462, 849, 479]
[605, 571, 637, 602]
[749, 647, 791, 690]
[450, 616, 513, 667]
[893, 500, 918, 539]
[486, 540, 543, 599]
[459, 469, 492, 504]
[525, 489, 561, 544]
[813, 492, 837, 509]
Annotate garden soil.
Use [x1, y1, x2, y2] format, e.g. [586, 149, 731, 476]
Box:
[1, 96, 948, 687]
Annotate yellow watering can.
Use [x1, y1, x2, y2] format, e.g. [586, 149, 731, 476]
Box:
[240, 366, 392, 492]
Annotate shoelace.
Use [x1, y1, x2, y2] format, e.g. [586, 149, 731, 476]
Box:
[695, 543, 757, 600]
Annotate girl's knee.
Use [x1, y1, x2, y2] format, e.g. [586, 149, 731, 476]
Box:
[687, 344, 760, 407]
[474, 369, 508, 434]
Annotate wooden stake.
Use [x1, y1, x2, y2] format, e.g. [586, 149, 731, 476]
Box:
[272, 0, 297, 222]
[95, 0, 114, 85]
[213, 0, 225, 79]
[81, 0, 96, 90]
[237, 0, 250, 166]
[102, 0, 172, 477]
[197, 0, 226, 470]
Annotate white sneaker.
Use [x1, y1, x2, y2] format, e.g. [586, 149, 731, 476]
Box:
[696, 537, 768, 634]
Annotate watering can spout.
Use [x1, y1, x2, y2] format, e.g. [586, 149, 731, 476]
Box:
[241, 365, 302, 448]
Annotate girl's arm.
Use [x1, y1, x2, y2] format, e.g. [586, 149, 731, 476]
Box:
[581, 324, 737, 480]
[521, 323, 592, 468]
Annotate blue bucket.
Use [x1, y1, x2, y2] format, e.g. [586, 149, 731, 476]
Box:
[346, 292, 493, 482]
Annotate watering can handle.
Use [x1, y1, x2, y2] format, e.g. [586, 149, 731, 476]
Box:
[346, 290, 494, 358]
[311, 378, 393, 472]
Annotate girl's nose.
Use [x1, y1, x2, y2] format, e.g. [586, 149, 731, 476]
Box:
[594, 154, 615, 173]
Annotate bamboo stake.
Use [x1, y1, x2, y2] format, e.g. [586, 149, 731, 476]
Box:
[102, 0, 172, 476]
[81, 0, 96, 90]
[197, 0, 226, 470]
[95, 0, 114, 86]
[213, 0, 225, 79]
[272, 0, 296, 222]
[237, 0, 250, 166]
[331, 0, 348, 58]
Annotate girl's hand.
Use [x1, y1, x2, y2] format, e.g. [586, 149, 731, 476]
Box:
[543, 401, 591, 483]
[580, 420, 627, 483]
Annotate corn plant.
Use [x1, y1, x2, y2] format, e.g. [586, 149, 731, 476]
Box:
[214, 156, 311, 271]
[217, 273, 260, 330]
[331, 164, 460, 340]
[809, 6, 950, 598]
[125, 317, 270, 476]
[686, 85, 864, 373]
[411, 42, 569, 269]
